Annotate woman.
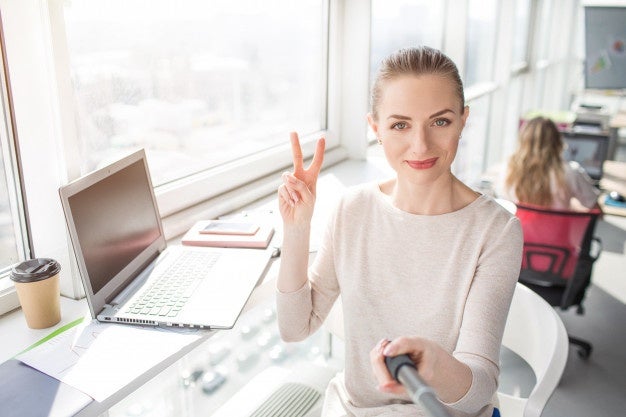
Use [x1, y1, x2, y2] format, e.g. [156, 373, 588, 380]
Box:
[276, 46, 523, 417]
[500, 116, 600, 210]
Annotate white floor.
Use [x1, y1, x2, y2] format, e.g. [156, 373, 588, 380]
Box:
[591, 215, 626, 304]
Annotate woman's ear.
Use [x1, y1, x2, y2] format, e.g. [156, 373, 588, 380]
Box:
[461, 105, 470, 128]
[367, 113, 378, 135]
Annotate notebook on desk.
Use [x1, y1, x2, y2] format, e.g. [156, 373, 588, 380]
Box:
[59, 149, 273, 329]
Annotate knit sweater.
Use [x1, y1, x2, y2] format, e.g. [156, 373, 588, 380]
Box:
[276, 182, 523, 417]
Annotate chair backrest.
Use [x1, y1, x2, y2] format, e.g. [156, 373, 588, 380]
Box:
[515, 203, 601, 281]
[498, 283, 569, 417]
[323, 284, 569, 417]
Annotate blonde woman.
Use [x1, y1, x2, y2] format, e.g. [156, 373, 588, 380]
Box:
[500, 116, 600, 210]
[276, 47, 522, 417]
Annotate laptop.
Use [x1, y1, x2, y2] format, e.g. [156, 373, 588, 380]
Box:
[562, 131, 609, 182]
[59, 149, 273, 329]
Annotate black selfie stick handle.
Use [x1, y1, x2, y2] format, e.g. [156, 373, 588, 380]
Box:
[385, 354, 452, 417]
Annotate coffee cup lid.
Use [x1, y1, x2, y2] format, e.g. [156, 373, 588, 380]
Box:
[11, 258, 61, 283]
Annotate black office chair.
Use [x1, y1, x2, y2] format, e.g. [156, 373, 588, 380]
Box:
[515, 203, 603, 359]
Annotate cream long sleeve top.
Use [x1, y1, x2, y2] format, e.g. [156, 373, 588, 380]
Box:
[276, 182, 523, 417]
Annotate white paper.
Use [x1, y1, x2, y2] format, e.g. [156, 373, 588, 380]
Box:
[17, 319, 202, 402]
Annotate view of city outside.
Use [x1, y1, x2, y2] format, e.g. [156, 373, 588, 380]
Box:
[62, 0, 326, 186]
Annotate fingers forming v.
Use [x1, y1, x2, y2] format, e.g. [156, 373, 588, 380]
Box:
[309, 137, 325, 176]
[290, 132, 304, 174]
[290, 131, 325, 178]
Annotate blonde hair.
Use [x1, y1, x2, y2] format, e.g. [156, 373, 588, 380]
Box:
[370, 46, 465, 121]
[505, 117, 566, 206]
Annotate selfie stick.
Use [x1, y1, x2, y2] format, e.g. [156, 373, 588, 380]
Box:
[385, 354, 452, 417]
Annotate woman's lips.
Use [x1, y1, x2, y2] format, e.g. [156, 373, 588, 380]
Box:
[406, 158, 438, 169]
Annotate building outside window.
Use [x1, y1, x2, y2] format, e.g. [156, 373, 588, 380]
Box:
[61, 0, 327, 187]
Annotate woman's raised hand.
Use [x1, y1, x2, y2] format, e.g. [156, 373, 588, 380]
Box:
[278, 132, 325, 225]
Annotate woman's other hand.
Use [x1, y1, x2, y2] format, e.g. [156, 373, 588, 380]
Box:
[278, 132, 325, 225]
[370, 336, 471, 403]
[370, 337, 443, 395]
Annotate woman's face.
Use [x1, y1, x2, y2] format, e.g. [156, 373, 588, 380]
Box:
[368, 74, 469, 186]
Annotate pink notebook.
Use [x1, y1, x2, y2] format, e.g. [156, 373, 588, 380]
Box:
[182, 220, 275, 249]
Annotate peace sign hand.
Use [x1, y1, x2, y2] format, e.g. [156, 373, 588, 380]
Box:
[278, 132, 325, 226]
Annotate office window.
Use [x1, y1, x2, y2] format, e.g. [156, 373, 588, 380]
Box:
[61, 0, 327, 187]
[464, 0, 499, 86]
[511, 0, 532, 67]
[454, 95, 491, 184]
[0, 133, 23, 268]
[503, 77, 524, 158]
[535, 0, 554, 61]
[0, 33, 27, 269]
[1, 16, 29, 313]
[370, 0, 445, 77]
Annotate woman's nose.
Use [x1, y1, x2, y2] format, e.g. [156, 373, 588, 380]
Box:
[409, 127, 429, 154]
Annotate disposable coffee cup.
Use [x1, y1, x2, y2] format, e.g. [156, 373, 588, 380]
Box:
[10, 258, 61, 329]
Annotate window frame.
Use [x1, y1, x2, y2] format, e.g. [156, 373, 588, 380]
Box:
[0, 0, 372, 303]
[48, 0, 341, 219]
[0, 8, 31, 314]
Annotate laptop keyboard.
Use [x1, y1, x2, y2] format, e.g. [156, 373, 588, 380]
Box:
[125, 251, 220, 318]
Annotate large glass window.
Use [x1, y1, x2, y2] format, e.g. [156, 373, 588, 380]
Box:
[62, 0, 327, 186]
[0, 23, 28, 273]
[0, 133, 22, 268]
[464, 0, 499, 86]
[511, 0, 532, 67]
[454, 96, 491, 184]
[370, 0, 445, 77]
[535, 0, 554, 61]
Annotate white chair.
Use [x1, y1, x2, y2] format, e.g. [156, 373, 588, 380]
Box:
[323, 283, 569, 417]
[498, 283, 569, 417]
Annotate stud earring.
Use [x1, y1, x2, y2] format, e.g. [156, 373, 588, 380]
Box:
[377, 138, 383, 145]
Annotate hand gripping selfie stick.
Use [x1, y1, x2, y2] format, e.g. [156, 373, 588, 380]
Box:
[385, 354, 453, 417]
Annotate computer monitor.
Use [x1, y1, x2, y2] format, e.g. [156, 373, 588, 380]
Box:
[584, 6, 626, 90]
[562, 132, 609, 181]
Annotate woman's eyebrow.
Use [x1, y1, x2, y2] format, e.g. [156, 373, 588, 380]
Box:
[387, 114, 412, 120]
[429, 109, 455, 118]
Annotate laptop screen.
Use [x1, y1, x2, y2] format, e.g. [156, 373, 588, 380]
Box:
[60, 150, 165, 311]
[562, 132, 608, 181]
[67, 159, 161, 294]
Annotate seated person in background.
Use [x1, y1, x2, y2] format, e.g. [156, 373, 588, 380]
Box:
[496, 116, 600, 211]
[276, 46, 523, 417]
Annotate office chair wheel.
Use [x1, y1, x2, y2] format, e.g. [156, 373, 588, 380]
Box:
[577, 345, 592, 359]
[569, 336, 592, 359]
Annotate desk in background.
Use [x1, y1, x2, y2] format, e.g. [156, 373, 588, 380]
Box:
[599, 160, 626, 217]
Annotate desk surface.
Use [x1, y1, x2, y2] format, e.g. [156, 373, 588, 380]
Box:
[0, 262, 279, 417]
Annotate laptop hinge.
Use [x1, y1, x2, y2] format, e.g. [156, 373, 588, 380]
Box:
[109, 256, 158, 305]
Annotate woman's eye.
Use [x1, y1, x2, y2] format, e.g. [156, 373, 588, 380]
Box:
[392, 122, 407, 130]
[434, 119, 450, 127]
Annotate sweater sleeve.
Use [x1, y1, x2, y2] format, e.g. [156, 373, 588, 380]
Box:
[444, 215, 523, 413]
[566, 161, 600, 209]
[275, 203, 341, 342]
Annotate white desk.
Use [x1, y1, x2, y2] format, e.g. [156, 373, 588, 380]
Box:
[0, 171, 352, 417]
[0, 261, 280, 417]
